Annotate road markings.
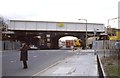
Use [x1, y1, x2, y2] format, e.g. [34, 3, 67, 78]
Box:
[32, 60, 62, 76]
[31, 54, 75, 77]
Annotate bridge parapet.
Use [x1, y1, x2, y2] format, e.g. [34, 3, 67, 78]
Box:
[8, 20, 105, 32]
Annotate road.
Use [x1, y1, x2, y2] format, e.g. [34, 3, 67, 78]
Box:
[2, 50, 74, 76]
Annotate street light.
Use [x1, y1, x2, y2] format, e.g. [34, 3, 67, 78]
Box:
[108, 17, 118, 26]
[104, 17, 119, 57]
[107, 17, 120, 36]
[94, 28, 99, 55]
[78, 19, 87, 49]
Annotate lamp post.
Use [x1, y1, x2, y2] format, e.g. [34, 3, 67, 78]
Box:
[78, 19, 87, 49]
[107, 17, 119, 57]
[107, 18, 117, 34]
[94, 28, 99, 55]
[108, 17, 118, 26]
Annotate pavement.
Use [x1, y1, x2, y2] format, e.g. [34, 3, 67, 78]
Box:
[33, 49, 98, 76]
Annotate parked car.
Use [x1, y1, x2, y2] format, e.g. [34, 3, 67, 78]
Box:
[29, 45, 38, 50]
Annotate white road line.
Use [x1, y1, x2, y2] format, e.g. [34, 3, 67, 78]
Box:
[32, 60, 62, 76]
[32, 55, 74, 77]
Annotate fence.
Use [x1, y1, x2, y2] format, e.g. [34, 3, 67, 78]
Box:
[2, 40, 21, 50]
[92, 40, 119, 57]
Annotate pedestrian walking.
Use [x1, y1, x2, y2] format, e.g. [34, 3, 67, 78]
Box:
[20, 42, 29, 69]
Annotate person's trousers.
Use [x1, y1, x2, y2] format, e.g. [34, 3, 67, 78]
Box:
[23, 61, 28, 68]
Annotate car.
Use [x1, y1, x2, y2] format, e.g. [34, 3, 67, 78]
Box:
[29, 45, 38, 50]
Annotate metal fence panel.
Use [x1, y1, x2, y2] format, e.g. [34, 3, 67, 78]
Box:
[2, 41, 20, 50]
[92, 40, 118, 51]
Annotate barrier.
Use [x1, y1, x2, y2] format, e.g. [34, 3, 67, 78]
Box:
[97, 55, 106, 78]
[2, 41, 20, 50]
[92, 40, 118, 52]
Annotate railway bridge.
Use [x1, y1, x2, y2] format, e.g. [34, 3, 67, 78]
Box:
[3, 20, 105, 49]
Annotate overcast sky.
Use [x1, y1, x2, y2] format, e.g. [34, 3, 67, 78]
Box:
[0, 0, 119, 28]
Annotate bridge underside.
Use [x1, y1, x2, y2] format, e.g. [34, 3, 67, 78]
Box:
[3, 30, 101, 49]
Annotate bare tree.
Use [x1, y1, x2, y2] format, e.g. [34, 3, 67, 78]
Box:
[0, 16, 8, 40]
[0, 16, 8, 31]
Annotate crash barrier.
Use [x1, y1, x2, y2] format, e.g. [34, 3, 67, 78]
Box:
[2, 40, 20, 50]
[97, 55, 106, 78]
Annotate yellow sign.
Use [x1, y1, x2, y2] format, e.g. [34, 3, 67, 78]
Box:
[57, 23, 64, 27]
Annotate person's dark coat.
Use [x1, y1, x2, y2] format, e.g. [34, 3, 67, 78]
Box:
[20, 44, 29, 61]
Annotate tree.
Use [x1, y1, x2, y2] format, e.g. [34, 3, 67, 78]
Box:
[0, 16, 8, 31]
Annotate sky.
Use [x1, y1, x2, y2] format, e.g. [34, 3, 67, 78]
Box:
[0, 0, 119, 28]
